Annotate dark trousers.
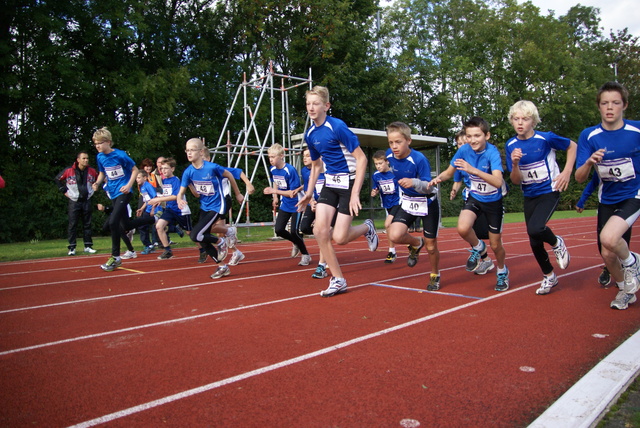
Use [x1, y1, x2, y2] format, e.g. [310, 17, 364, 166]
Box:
[68, 199, 93, 249]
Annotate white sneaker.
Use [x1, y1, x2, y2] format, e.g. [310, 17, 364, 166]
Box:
[623, 252, 640, 294]
[553, 236, 570, 270]
[68, 248, 76, 256]
[216, 238, 228, 263]
[84, 247, 97, 254]
[121, 250, 137, 259]
[210, 265, 230, 279]
[291, 245, 300, 258]
[226, 226, 238, 249]
[536, 275, 558, 295]
[364, 219, 379, 252]
[299, 254, 312, 266]
[320, 277, 347, 297]
[474, 258, 494, 275]
[611, 288, 638, 310]
[228, 251, 245, 266]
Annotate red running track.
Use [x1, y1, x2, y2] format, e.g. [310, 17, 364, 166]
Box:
[1, 216, 639, 427]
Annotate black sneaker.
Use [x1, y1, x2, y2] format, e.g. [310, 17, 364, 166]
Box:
[407, 237, 424, 268]
[466, 241, 487, 272]
[384, 252, 397, 264]
[427, 274, 441, 291]
[598, 266, 611, 287]
[157, 250, 173, 260]
[198, 251, 208, 263]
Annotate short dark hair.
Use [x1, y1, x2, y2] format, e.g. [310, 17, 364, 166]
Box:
[597, 81, 629, 106]
[373, 150, 387, 160]
[140, 158, 154, 168]
[463, 117, 490, 135]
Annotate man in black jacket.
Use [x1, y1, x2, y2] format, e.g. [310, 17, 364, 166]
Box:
[55, 151, 99, 255]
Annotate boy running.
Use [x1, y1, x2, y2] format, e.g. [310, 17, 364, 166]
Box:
[385, 122, 441, 290]
[371, 150, 400, 264]
[264, 143, 312, 266]
[297, 85, 378, 297]
[148, 158, 192, 260]
[505, 100, 576, 295]
[576, 81, 640, 310]
[430, 117, 509, 291]
[91, 127, 154, 271]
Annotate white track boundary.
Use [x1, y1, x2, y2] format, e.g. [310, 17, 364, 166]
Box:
[529, 328, 640, 428]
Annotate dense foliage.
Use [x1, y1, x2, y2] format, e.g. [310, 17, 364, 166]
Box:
[0, 0, 638, 242]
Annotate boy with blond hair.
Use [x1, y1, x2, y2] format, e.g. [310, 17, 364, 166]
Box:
[264, 143, 311, 265]
[297, 86, 378, 297]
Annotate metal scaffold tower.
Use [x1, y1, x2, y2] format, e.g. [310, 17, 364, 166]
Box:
[209, 62, 312, 227]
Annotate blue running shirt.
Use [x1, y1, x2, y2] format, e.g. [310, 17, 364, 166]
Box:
[181, 161, 227, 213]
[577, 119, 640, 204]
[304, 116, 360, 178]
[505, 131, 571, 198]
[451, 143, 505, 203]
[269, 163, 301, 213]
[97, 148, 136, 200]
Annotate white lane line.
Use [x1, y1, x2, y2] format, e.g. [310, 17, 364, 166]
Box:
[67, 267, 596, 428]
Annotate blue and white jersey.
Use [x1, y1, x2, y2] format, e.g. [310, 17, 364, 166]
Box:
[577, 119, 640, 204]
[269, 163, 301, 213]
[451, 142, 505, 203]
[161, 175, 189, 215]
[97, 148, 135, 200]
[301, 166, 325, 200]
[371, 169, 400, 209]
[139, 181, 157, 213]
[386, 148, 432, 199]
[304, 116, 360, 178]
[181, 161, 227, 213]
[505, 131, 571, 198]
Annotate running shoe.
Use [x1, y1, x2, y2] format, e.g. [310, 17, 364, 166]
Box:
[427, 274, 441, 291]
[175, 224, 185, 238]
[68, 248, 76, 256]
[623, 252, 640, 294]
[312, 265, 328, 279]
[100, 256, 122, 272]
[474, 258, 494, 275]
[198, 251, 208, 263]
[141, 246, 156, 255]
[598, 266, 611, 287]
[211, 265, 230, 279]
[495, 268, 510, 292]
[466, 241, 486, 272]
[215, 237, 228, 263]
[226, 226, 237, 249]
[157, 250, 173, 260]
[228, 251, 245, 266]
[320, 277, 347, 297]
[536, 274, 558, 295]
[384, 252, 397, 264]
[407, 237, 424, 268]
[291, 245, 300, 258]
[553, 236, 570, 270]
[299, 254, 312, 266]
[84, 247, 97, 254]
[121, 250, 137, 259]
[611, 288, 637, 310]
[364, 219, 379, 252]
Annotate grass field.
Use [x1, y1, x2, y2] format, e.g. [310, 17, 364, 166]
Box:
[0, 209, 596, 262]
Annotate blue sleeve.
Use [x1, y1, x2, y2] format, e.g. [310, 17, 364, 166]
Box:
[576, 128, 594, 169]
[577, 173, 599, 208]
[223, 166, 243, 180]
[287, 164, 301, 188]
[180, 168, 192, 188]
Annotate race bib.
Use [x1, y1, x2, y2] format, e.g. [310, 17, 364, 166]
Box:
[325, 173, 349, 189]
[272, 175, 287, 189]
[162, 184, 172, 196]
[193, 180, 215, 196]
[520, 160, 549, 185]
[105, 165, 124, 179]
[400, 194, 428, 216]
[597, 158, 636, 182]
[470, 175, 498, 196]
[379, 179, 396, 194]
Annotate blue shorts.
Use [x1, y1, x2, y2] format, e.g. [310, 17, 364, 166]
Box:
[160, 209, 192, 232]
